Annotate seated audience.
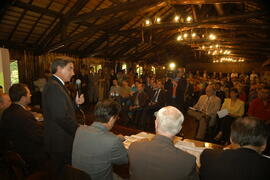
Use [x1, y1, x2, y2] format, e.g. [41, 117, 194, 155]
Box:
[200, 116, 270, 180]
[128, 106, 199, 180]
[214, 82, 225, 104]
[248, 86, 270, 123]
[0, 83, 45, 171]
[215, 88, 245, 143]
[72, 99, 128, 180]
[188, 85, 221, 140]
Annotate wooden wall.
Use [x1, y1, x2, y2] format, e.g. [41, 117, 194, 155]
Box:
[8, 49, 108, 88]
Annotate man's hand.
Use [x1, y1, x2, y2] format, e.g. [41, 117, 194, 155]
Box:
[76, 93, 84, 105]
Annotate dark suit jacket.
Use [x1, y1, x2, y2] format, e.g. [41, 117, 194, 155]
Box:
[72, 122, 128, 180]
[200, 148, 270, 180]
[176, 77, 187, 103]
[42, 76, 78, 154]
[128, 135, 199, 180]
[1, 103, 44, 154]
[130, 91, 149, 108]
[149, 89, 166, 109]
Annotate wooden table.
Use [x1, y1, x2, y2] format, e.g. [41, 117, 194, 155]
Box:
[112, 125, 223, 178]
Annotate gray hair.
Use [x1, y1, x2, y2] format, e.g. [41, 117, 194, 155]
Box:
[156, 106, 184, 135]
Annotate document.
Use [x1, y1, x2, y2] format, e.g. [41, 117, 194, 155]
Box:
[217, 109, 229, 118]
[189, 107, 200, 112]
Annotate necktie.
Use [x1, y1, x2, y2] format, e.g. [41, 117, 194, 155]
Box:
[154, 89, 160, 102]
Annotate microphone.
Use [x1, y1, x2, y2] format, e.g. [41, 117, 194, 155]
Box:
[75, 79, 82, 96]
[75, 79, 85, 124]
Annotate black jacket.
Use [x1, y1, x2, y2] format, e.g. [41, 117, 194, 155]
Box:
[42, 76, 78, 154]
[200, 148, 270, 180]
[1, 103, 44, 154]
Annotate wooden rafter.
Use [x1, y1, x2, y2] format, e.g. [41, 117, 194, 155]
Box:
[23, 0, 54, 43]
[38, 0, 89, 51]
[34, 0, 71, 45]
[8, 0, 34, 41]
[70, 0, 170, 23]
[13, 1, 63, 18]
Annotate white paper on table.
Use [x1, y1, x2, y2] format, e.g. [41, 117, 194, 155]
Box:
[217, 109, 229, 118]
[174, 141, 205, 167]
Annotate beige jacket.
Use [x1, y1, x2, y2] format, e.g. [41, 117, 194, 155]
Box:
[194, 94, 221, 118]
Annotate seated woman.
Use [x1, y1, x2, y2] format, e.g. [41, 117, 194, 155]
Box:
[215, 88, 245, 143]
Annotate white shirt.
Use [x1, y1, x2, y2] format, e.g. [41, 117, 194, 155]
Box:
[53, 74, 65, 85]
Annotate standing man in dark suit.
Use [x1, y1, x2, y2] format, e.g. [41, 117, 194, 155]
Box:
[128, 106, 199, 180]
[1, 83, 45, 170]
[200, 116, 270, 180]
[42, 57, 84, 171]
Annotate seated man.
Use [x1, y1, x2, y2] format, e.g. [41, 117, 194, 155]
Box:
[129, 82, 149, 128]
[0, 83, 45, 170]
[72, 99, 128, 180]
[188, 85, 221, 140]
[200, 116, 270, 180]
[128, 106, 199, 180]
[140, 80, 166, 130]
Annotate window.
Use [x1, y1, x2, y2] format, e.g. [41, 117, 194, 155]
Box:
[10, 60, 19, 85]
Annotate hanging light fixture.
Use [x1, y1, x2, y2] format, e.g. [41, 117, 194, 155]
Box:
[174, 15, 180, 22]
[177, 35, 183, 41]
[155, 17, 161, 24]
[186, 16, 192, 23]
[145, 19, 151, 26]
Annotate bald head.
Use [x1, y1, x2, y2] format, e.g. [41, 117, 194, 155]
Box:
[155, 106, 184, 136]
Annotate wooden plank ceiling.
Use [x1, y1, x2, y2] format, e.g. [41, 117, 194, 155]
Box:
[0, 0, 269, 64]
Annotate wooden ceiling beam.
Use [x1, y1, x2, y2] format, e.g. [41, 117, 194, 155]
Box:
[105, 5, 170, 57]
[8, 0, 34, 41]
[70, 0, 170, 23]
[171, 0, 248, 5]
[0, 0, 16, 22]
[0, 40, 36, 51]
[66, 0, 107, 51]
[23, 0, 54, 43]
[82, 18, 129, 55]
[111, 11, 270, 36]
[13, 1, 63, 18]
[45, 5, 148, 54]
[38, 0, 89, 52]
